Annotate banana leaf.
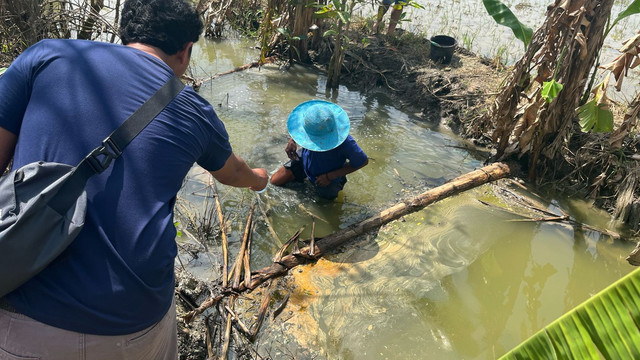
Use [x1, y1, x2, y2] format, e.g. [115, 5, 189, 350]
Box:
[499, 268, 640, 359]
[482, 0, 533, 49]
[612, 0, 640, 30]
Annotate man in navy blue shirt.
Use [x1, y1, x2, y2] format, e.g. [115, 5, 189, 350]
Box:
[270, 100, 368, 200]
[0, 0, 267, 358]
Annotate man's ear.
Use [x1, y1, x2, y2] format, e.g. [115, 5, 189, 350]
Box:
[178, 42, 194, 66]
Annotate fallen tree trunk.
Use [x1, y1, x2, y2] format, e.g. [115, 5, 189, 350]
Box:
[184, 162, 512, 321]
[204, 56, 278, 83]
[248, 161, 512, 284]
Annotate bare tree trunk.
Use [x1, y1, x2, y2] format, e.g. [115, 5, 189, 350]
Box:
[291, 0, 313, 62]
[326, 21, 344, 89]
[78, 0, 105, 40]
[109, 0, 120, 43]
[480, 0, 613, 180]
[246, 162, 511, 288]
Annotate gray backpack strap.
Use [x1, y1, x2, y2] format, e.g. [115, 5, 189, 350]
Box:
[50, 76, 185, 214]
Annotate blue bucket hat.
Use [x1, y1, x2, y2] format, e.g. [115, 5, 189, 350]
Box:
[287, 100, 350, 152]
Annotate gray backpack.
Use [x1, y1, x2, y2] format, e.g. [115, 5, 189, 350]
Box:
[0, 76, 184, 297]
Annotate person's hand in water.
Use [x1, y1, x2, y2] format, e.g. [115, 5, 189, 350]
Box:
[250, 168, 269, 192]
[285, 138, 298, 160]
[314, 173, 332, 187]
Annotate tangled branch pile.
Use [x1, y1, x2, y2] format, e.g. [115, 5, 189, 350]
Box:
[0, 0, 120, 67]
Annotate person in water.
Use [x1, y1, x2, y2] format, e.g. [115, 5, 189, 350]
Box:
[270, 100, 368, 200]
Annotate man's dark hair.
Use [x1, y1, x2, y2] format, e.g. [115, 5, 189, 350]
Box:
[119, 0, 203, 55]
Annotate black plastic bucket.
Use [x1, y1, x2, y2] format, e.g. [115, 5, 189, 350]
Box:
[430, 35, 457, 64]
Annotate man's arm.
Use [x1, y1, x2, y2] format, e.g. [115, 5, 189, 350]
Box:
[209, 152, 268, 191]
[0, 126, 17, 174]
[314, 158, 369, 187]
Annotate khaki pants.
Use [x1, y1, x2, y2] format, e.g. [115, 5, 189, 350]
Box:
[0, 298, 177, 360]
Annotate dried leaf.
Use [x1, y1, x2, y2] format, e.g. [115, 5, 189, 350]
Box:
[615, 63, 626, 91]
[593, 74, 611, 105]
[512, 116, 527, 139]
[522, 97, 542, 127]
[575, 33, 588, 60]
[610, 94, 640, 148]
[519, 126, 536, 153]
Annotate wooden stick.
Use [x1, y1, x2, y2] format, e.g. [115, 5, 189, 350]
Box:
[255, 194, 283, 246]
[205, 316, 215, 359]
[243, 222, 254, 289]
[272, 293, 290, 320]
[183, 293, 225, 324]
[224, 304, 252, 337]
[231, 203, 255, 289]
[507, 216, 568, 222]
[309, 218, 316, 257]
[212, 180, 230, 288]
[298, 204, 329, 224]
[236, 162, 513, 292]
[273, 226, 304, 263]
[220, 297, 234, 360]
[250, 280, 275, 341]
[478, 199, 620, 238]
[204, 56, 277, 84]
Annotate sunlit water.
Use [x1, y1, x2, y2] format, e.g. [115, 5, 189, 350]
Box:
[175, 34, 637, 359]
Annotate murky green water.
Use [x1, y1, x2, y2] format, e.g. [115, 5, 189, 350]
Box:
[176, 36, 637, 359]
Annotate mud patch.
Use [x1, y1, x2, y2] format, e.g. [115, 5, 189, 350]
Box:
[332, 31, 506, 144]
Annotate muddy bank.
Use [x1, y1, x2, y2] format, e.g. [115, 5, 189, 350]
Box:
[307, 30, 506, 148]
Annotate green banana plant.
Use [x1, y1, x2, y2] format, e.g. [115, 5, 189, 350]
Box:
[482, 0, 533, 49]
[499, 267, 640, 359]
[606, 0, 640, 38]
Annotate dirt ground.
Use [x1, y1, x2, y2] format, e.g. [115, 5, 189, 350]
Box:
[313, 30, 506, 146]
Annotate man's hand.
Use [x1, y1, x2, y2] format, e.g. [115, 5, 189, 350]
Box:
[285, 138, 298, 160]
[250, 168, 269, 192]
[210, 154, 269, 191]
[314, 173, 332, 187]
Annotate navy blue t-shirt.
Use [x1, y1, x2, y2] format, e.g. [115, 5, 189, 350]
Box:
[0, 39, 232, 335]
[301, 135, 368, 182]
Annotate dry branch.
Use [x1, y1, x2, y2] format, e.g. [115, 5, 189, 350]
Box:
[203, 56, 278, 85]
[478, 195, 620, 239]
[250, 280, 275, 340]
[212, 181, 229, 288]
[220, 297, 235, 360]
[255, 195, 282, 245]
[230, 203, 255, 289]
